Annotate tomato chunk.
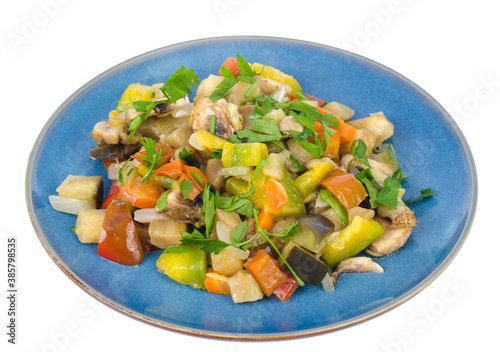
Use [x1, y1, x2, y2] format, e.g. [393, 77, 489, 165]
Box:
[97, 200, 143, 266]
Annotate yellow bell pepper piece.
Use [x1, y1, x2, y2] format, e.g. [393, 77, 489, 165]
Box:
[156, 246, 207, 289]
[221, 143, 268, 168]
[115, 83, 152, 113]
[251, 63, 302, 95]
[189, 130, 231, 153]
[294, 162, 335, 198]
[321, 216, 384, 268]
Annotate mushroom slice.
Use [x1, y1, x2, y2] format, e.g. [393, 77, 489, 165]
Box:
[190, 97, 234, 139]
[331, 257, 384, 286]
[364, 216, 413, 257]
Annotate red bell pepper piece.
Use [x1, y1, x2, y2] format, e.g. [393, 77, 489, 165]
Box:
[273, 268, 299, 302]
[244, 249, 287, 296]
[101, 182, 120, 209]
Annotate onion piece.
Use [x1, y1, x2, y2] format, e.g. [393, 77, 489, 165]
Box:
[134, 208, 171, 223]
[49, 195, 94, 215]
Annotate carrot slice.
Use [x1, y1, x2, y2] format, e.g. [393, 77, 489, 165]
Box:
[265, 177, 289, 213]
[218, 57, 240, 77]
[154, 159, 185, 178]
[257, 211, 275, 232]
[204, 268, 231, 295]
[118, 176, 165, 209]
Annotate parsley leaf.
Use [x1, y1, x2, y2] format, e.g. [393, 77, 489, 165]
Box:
[230, 220, 249, 246]
[405, 188, 435, 204]
[232, 114, 285, 143]
[156, 190, 171, 211]
[236, 54, 258, 77]
[128, 66, 199, 141]
[179, 179, 194, 199]
[178, 147, 200, 167]
[210, 66, 238, 101]
[351, 139, 371, 167]
[376, 176, 402, 208]
[289, 154, 305, 172]
[355, 168, 402, 209]
[179, 229, 229, 255]
[160, 65, 199, 103]
[288, 129, 323, 159]
[201, 183, 219, 236]
[208, 148, 222, 159]
[218, 195, 254, 217]
[319, 189, 348, 227]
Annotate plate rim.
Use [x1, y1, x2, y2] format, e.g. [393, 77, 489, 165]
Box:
[25, 35, 478, 340]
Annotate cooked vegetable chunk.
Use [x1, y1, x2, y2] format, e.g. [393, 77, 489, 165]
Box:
[74, 209, 106, 243]
[97, 200, 143, 266]
[156, 246, 207, 289]
[244, 249, 288, 296]
[227, 271, 264, 303]
[281, 243, 329, 287]
[56, 175, 103, 209]
[321, 215, 384, 268]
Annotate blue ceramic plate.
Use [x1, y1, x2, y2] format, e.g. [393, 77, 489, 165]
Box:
[26, 37, 477, 339]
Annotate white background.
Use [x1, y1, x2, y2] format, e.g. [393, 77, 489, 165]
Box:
[1, 0, 498, 351]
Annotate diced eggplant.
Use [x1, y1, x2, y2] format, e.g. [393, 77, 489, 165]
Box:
[281, 243, 329, 286]
[227, 271, 264, 303]
[89, 143, 140, 160]
[291, 215, 334, 254]
[74, 209, 107, 243]
[56, 175, 103, 208]
[134, 221, 159, 253]
[148, 219, 187, 249]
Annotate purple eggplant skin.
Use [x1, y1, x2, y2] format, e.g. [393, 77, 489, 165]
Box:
[295, 215, 334, 246]
[285, 245, 329, 286]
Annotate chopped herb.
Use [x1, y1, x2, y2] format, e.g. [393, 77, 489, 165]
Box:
[289, 154, 305, 172]
[209, 115, 216, 134]
[201, 183, 219, 236]
[355, 168, 402, 209]
[191, 170, 204, 184]
[208, 148, 222, 159]
[178, 147, 200, 167]
[351, 139, 370, 167]
[70, 226, 76, 233]
[319, 189, 348, 227]
[128, 66, 199, 141]
[209, 67, 238, 101]
[160, 65, 199, 104]
[218, 195, 254, 217]
[405, 188, 435, 204]
[230, 220, 249, 246]
[231, 114, 285, 143]
[135, 137, 164, 182]
[156, 190, 171, 211]
[376, 176, 402, 209]
[179, 228, 229, 254]
[179, 178, 194, 199]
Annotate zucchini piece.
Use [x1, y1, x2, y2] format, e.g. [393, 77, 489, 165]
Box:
[156, 246, 207, 289]
[56, 175, 103, 208]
